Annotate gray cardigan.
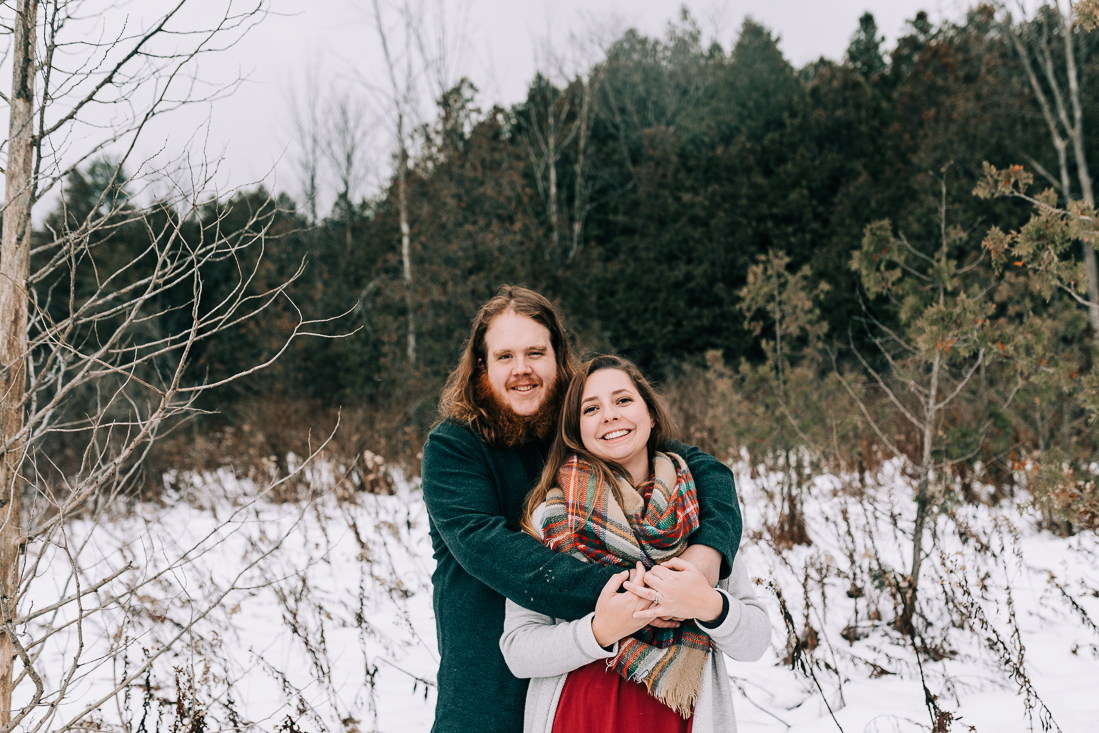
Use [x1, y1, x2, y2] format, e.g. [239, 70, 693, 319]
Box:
[500, 536, 770, 733]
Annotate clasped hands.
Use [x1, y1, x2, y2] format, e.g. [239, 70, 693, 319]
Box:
[590, 554, 724, 649]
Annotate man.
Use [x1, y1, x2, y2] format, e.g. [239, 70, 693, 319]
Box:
[421, 286, 741, 733]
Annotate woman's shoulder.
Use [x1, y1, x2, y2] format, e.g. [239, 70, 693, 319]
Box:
[529, 502, 548, 541]
[654, 449, 688, 471]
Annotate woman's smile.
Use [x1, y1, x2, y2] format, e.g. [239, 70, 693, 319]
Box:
[601, 428, 632, 441]
[580, 369, 653, 485]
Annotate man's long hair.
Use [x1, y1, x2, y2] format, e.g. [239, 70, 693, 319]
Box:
[437, 286, 577, 446]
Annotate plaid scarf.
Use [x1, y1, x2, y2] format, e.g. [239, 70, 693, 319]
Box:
[541, 452, 711, 718]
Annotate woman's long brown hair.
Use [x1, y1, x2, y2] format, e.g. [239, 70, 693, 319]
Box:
[520, 355, 679, 538]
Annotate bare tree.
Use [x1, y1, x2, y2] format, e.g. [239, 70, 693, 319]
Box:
[366, 0, 468, 366]
[0, 2, 37, 718]
[522, 26, 602, 262]
[410, 0, 470, 103]
[1005, 0, 1099, 337]
[521, 75, 592, 261]
[287, 59, 326, 225]
[372, 0, 418, 365]
[323, 94, 375, 253]
[0, 2, 338, 729]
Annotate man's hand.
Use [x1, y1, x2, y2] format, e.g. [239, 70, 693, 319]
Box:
[679, 544, 721, 587]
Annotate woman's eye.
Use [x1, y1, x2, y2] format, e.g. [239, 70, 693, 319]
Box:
[618, 397, 633, 405]
[582, 406, 597, 416]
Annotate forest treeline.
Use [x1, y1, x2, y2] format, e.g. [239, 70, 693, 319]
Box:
[36, 5, 1098, 533]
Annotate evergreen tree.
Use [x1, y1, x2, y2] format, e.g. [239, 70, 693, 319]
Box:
[847, 12, 886, 78]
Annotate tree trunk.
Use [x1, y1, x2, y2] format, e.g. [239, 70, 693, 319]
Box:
[569, 79, 591, 262]
[547, 99, 558, 258]
[0, 0, 37, 722]
[1060, 10, 1099, 336]
[903, 344, 940, 635]
[1011, 12, 1099, 335]
[398, 143, 415, 365]
[343, 188, 353, 255]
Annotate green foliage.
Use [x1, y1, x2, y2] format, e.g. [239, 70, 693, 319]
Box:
[853, 211, 995, 368]
[740, 250, 830, 362]
[976, 162, 1099, 425]
[847, 13, 887, 78]
[978, 167, 1094, 303]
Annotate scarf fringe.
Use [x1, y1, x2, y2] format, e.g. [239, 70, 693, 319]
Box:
[650, 645, 708, 719]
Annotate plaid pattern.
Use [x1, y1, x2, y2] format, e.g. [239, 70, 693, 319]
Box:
[541, 452, 711, 718]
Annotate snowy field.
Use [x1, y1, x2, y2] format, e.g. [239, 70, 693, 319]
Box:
[24, 458, 1099, 733]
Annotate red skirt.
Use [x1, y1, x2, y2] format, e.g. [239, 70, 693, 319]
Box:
[551, 659, 693, 732]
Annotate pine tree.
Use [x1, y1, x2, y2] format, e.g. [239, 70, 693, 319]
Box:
[847, 12, 886, 79]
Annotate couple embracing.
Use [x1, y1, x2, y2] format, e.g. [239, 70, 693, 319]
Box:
[422, 286, 769, 733]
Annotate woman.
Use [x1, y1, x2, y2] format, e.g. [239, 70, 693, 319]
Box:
[499, 355, 769, 732]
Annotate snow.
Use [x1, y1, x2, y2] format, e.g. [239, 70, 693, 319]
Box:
[21, 456, 1099, 732]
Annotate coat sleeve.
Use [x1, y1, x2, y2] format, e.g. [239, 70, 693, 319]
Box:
[421, 423, 617, 620]
[698, 555, 771, 662]
[674, 441, 742, 579]
[499, 599, 617, 679]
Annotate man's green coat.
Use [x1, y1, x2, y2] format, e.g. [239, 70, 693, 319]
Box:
[421, 419, 742, 733]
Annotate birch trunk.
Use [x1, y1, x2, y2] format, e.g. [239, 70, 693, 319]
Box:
[547, 98, 558, 257]
[1060, 8, 1099, 335]
[0, 0, 37, 722]
[398, 143, 415, 365]
[344, 190, 354, 254]
[1010, 10, 1099, 335]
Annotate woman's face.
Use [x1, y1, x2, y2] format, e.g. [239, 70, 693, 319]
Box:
[579, 368, 653, 482]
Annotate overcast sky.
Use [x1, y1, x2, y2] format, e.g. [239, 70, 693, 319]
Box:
[18, 0, 985, 213]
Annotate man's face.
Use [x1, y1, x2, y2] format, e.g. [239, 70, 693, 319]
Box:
[482, 311, 558, 417]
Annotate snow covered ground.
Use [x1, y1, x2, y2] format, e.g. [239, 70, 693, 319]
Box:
[24, 457, 1099, 732]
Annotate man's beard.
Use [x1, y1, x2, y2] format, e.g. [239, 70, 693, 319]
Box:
[474, 371, 563, 448]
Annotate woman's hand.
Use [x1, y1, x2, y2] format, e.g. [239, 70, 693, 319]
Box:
[626, 557, 724, 623]
[592, 563, 666, 647]
[627, 563, 680, 629]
